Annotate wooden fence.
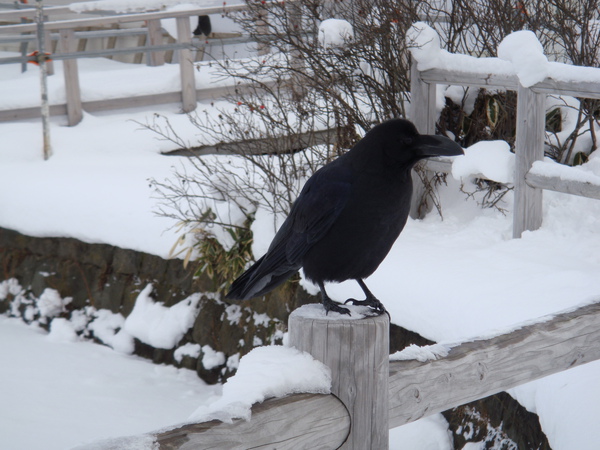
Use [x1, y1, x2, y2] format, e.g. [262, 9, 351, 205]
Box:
[409, 50, 600, 237]
[0, 2, 255, 125]
[153, 301, 600, 449]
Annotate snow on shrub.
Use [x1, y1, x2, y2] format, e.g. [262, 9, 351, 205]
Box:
[318, 18, 353, 48]
[124, 284, 202, 349]
[88, 309, 134, 354]
[174, 342, 201, 363]
[37, 288, 72, 321]
[201, 345, 226, 370]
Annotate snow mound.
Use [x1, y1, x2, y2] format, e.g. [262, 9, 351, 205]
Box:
[38, 288, 72, 320]
[123, 284, 202, 349]
[452, 140, 515, 183]
[188, 345, 331, 423]
[497, 30, 549, 87]
[88, 309, 135, 354]
[390, 343, 452, 362]
[405, 22, 442, 71]
[318, 18, 354, 48]
[47, 318, 79, 343]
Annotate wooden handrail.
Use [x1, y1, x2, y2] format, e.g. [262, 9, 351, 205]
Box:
[148, 300, 600, 448]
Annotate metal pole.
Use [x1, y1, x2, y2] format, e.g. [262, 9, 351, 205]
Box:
[35, 0, 52, 160]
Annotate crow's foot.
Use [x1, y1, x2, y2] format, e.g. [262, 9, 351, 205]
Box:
[344, 297, 389, 318]
[322, 296, 351, 316]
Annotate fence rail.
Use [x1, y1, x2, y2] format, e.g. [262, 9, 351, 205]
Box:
[149, 300, 600, 449]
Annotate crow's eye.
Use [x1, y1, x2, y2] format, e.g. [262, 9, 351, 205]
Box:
[403, 137, 414, 146]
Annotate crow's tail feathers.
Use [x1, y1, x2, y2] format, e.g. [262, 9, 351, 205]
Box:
[225, 255, 299, 301]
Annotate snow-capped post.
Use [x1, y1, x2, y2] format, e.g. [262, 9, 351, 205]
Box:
[175, 16, 196, 113]
[58, 28, 83, 126]
[288, 307, 390, 449]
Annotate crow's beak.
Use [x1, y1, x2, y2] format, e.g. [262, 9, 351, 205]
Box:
[416, 134, 464, 158]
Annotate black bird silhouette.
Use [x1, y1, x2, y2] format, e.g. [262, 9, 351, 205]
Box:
[225, 118, 463, 315]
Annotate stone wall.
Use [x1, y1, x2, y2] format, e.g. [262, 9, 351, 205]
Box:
[0, 227, 311, 383]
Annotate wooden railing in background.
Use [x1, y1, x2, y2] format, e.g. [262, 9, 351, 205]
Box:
[0, 3, 253, 124]
[410, 57, 600, 237]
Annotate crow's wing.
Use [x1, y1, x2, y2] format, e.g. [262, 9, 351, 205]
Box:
[226, 162, 353, 300]
[283, 166, 352, 263]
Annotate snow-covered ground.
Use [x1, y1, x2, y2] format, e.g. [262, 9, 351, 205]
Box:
[2, 23, 600, 449]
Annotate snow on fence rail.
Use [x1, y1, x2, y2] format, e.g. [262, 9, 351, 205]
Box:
[145, 300, 600, 449]
[407, 23, 600, 238]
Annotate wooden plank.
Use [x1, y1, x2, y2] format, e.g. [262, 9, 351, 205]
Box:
[388, 300, 600, 428]
[0, 80, 282, 122]
[155, 392, 350, 449]
[409, 58, 436, 134]
[526, 171, 600, 200]
[419, 68, 519, 90]
[416, 67, 600, 100]
[59, 28, 82, 126]
[146, 19, 164, 66]
[0, 104, 67, 121]
[513, 85, 545, 237]
[176, 16, 196, 113]
[163, 127, 338, 157]
[288, 310, 390, 450]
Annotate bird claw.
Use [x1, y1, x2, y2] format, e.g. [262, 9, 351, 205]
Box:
[344, 297, 389, 318]
[322, 297, 351, 316]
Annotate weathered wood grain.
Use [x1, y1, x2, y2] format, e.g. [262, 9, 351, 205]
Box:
[420, 67, 519, 90]
[156, 392, 350, 449]
[164, 127, 338, 157]
[389, 301, 600, 427]
[513, 84, 545, 237]
[289, 311, 390, 450]
[526, 171, 600, 200]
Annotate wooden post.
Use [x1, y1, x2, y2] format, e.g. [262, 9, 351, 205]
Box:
[409, 58, 436, 135]
[146, 19, 165, 66]
[409, 57, 437, 219]
[288, 307, 390, 450]
[59, 29, 82, 126]
[175, 16, 196, 113]
[513, 85, 545, 238]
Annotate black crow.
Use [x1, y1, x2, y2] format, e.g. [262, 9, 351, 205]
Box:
[193, 16, 212, 37]
[226, 118, 463, 315]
